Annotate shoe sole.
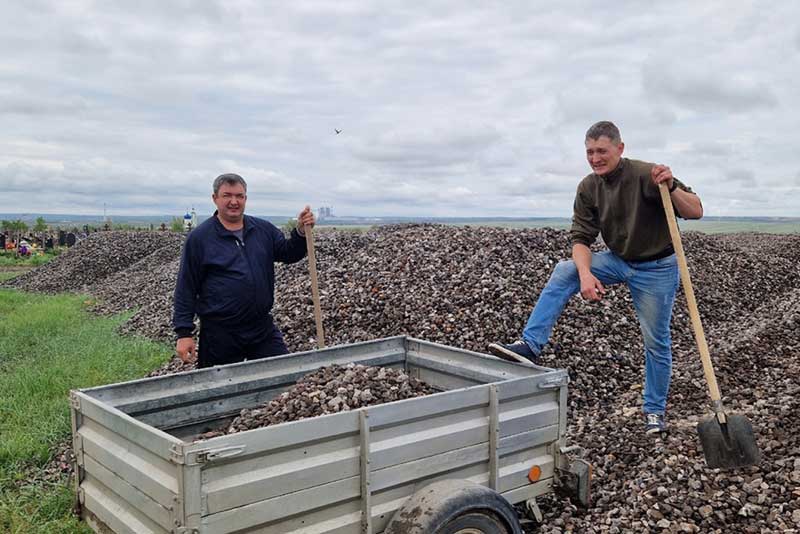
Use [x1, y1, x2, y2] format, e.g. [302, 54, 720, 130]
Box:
[487, 343, 534, 365]
[645, 427, 668, 435]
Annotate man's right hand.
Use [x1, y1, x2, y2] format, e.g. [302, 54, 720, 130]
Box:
[579, 273, 606, 301]
[176, 337, 197, 363]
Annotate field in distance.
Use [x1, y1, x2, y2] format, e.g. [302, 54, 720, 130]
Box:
[3, 214, 798, 234]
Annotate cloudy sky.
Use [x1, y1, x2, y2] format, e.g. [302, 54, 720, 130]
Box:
[1, 1, 798, 217]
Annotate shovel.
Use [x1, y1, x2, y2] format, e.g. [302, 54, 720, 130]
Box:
[305, 224, 326, 349]
[659, 182, 760, 469]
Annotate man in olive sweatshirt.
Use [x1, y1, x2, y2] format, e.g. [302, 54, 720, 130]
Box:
[489, 121, 703, 434]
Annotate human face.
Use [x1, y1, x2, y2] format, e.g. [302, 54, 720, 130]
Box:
[585, 136, 624, 176]
[213, 182, 247, 224]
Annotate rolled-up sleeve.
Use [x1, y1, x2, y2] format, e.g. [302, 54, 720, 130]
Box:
[570, 186, 599, 247]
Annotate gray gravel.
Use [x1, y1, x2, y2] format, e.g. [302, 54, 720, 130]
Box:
[197, 363, 436, 440]
[10, 226, 800, 532]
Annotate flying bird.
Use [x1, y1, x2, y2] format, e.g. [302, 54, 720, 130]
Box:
[335, 128, 341, 134]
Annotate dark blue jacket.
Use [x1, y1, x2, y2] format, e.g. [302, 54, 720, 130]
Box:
[173, 213, 307, 338]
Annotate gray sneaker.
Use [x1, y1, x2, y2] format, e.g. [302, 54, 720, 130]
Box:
[488, 340, 539, 364]
[645, 413, 667, 434]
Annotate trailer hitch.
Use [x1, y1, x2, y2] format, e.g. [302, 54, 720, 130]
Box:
[556, 459, 592, 507]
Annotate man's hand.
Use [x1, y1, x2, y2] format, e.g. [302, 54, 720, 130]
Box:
[651, 164, 674, 190]
[651, 163, 703, 218]
[176, 337, 197, 363]
[579, 273, 606, 301]
[296, 205, 315, 236]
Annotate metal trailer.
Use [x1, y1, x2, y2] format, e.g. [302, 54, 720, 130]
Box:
[70, 336, 590, 534]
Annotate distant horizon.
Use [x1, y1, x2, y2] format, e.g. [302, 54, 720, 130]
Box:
[2, 212, 800, 222]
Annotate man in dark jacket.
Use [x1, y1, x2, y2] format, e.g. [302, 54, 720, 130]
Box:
[489, 121, 703, 434]
[173, 173, 315, 368]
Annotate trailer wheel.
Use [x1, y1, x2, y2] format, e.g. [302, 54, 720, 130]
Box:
[384, 480, 522, 534]
[436, 511, 510, 533]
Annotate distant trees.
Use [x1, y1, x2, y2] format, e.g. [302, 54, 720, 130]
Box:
[1, 219, 29, 241]
[33, 217, 48, 233]
[282, 218, 298, 234]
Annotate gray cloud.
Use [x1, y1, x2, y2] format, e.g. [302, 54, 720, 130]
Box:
[0, 91, 91, 116]
[685, 141, 733, 158]
[0, 1, 798, 217]
[642, 62, 777, 114]
[725, 169, 755, 185]
[353, 125, 502, 171]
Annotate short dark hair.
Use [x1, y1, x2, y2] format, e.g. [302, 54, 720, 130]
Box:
[585, 121, 621, 144]
[213, 173, 247, 195]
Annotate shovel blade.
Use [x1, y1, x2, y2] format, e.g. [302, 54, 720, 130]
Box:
[697, 413, 761, 469]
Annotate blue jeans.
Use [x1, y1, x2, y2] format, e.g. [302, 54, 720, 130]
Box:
[522, 251, 679, 414]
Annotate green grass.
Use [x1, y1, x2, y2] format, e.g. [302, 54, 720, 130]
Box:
[0, 272, 22, 283]
[0, 289, 171, 534]
[459, 219, 573, 230]
[316, 224, 371, 233]
[679, 219, 800, 234]
[454, 219, 800, 234]
[0, 250, 60, 267]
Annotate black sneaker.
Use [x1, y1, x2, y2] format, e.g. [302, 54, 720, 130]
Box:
[488, 340, 539, 364]
[645, 413, 667, 434]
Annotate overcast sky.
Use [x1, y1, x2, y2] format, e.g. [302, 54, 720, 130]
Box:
[1, 1, 798, 217]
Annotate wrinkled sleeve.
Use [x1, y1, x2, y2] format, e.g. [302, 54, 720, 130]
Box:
[648, 175, 699, 219]
[570, 184, 599, 247]
[172, 236, 200, 338]
[272, 225, 307, 264]
[672, 177, 699, 219]
[672, 177, 692, 194]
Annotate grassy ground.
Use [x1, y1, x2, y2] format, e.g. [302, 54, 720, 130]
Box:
[0, 270, 27, 283]
[459, 219, 800, 234]
[0, 289, 172, 534]
[0, 249, 61, 267]
[0, 249, 59, 284]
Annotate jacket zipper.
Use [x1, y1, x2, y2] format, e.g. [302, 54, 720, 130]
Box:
[235, 237, 256, 291]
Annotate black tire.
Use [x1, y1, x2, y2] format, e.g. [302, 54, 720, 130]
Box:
[437, 511, 510, 534]
[384, 480, 522, 534]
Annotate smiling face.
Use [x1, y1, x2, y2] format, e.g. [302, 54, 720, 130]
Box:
[213, 182, 247, 225]
[585, 135, 624, 176]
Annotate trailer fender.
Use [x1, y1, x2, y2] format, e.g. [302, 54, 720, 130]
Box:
[384, 479, 522, 534]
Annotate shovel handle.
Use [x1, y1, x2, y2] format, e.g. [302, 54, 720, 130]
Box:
[305, 224, 326, 349]
[659, 182, 724, 407]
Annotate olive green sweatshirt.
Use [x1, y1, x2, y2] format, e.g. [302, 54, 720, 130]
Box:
[570, 158, 696, 261]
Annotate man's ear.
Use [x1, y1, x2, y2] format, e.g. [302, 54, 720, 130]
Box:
[617, 142, 625, 155]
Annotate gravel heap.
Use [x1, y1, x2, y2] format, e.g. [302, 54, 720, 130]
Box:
[11, 225, 800, 533]
[6, 231, 185, 294]
[198, 363, 435, 440]
[91, 238, 183, 316]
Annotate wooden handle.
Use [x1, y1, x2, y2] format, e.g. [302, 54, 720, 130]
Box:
[659, 183, 722, 403]
[305, 225, 325, 348]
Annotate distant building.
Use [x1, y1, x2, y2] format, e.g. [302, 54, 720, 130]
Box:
[183, 207, 197, 231]
[318, 206, 334, 220]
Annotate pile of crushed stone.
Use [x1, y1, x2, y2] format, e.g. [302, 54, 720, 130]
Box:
[197, 363, 436, 440]
[10, 225, 800, 532]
